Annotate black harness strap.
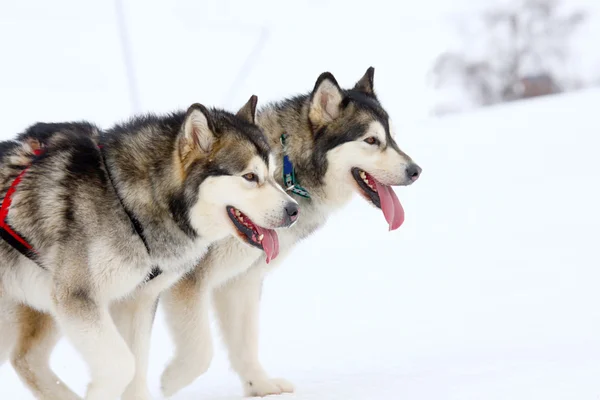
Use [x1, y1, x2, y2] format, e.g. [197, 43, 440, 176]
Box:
[99, 145, 162, 283]
[0, 224, 38, 262]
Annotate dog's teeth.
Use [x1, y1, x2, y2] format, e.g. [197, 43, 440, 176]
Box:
[239, 216, 244, 221]
[235, 210, 241, 217]
[360, 171, 366, 179]
[258, 234, 264, 242]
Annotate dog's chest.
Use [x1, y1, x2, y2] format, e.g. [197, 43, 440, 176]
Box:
[286, 201, 330, 240]
[152, 237, 211, 275]
[207, 238, 262, 287]
[205, 205, 329, 288]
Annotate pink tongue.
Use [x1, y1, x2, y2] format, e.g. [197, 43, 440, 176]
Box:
[255, 226, 280, 263]
[374, 180, 405, 231]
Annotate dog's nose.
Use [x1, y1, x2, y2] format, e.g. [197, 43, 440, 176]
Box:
[406, 163, 422, 182]
[284, 202, 299, 225]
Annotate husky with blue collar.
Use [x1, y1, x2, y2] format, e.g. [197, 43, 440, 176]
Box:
[0, 96, 298, 400]
[159, 67, 423, 397]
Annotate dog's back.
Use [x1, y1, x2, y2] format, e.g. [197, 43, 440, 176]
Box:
[0, 121, 134, 269]
[0, 121, 100, 182]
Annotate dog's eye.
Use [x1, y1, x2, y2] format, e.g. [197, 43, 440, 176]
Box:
[242, 173, 257, 182]
[364, 137, 379, 145]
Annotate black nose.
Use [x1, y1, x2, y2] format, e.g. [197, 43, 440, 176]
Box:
[284, 202, 299, 225]
[406, 163, 422, 181]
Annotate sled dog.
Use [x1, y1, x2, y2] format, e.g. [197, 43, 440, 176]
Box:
[159, 68, 423, 397]
[0, 96, 298, 400]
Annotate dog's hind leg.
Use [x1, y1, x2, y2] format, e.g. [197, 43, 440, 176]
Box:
[213, 265, 295, 397]
[160, 274, 214, 397]
[10, 305, 82, 400]
[54, 287, 135, 400]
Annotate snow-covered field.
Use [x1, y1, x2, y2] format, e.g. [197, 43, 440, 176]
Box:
[1, 1, 600, 399]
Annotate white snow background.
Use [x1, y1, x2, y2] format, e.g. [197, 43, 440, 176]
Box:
[1, 0, 599, 399]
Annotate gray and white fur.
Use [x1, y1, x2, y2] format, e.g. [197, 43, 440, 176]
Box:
[160, 67, 422, 397]
[0, 96, 298, 400]
[2, 67, 422, 398]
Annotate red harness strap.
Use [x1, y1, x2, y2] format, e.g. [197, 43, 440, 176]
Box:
[0, 149, 43, 261]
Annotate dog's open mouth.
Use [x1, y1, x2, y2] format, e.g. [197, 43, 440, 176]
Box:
[351, 167, 405, 231]
[226, 206, 279, 263]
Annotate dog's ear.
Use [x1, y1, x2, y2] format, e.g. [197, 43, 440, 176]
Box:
[181, 103, 216, 157]
[236, 95, 258, 125]
[309, 72, 344, 128]
[353, 67, 375, 95]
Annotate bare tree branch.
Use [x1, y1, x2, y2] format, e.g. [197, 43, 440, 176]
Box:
[430, 0, 589, 114]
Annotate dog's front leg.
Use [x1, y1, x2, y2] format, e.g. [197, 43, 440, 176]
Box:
[54, 288, 135, 400]
[160, 275, 213, 397]
[111, 293, 159, 400]
[213, 265, 295, 397]
[0, 298, 18, 366]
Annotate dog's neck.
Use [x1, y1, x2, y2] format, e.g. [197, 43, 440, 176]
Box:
[257, 97, 355, 214]
[101, 113, 205, 242]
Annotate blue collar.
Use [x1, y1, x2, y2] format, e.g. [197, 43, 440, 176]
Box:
[280, 133, 310, 199]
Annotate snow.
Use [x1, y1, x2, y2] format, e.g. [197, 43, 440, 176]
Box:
[1, 0, 600, 399]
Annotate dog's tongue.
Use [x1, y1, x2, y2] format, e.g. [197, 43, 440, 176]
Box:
[256, 226, 279, 263]
[374, 180, 405, 231]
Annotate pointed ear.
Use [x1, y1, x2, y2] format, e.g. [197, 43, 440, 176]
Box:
[309, 72, 344, 127]
[181, 103, 215, 156]
[236, 94, 258, 124]
[353, 66, 375, 95]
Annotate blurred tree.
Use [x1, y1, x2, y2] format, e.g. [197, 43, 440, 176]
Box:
[430, 0, 587, 114]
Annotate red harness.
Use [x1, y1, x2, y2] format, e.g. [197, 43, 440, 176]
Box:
[0, 148, 43, 262]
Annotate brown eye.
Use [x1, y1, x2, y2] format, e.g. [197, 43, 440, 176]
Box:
[243, 173, 257, 182]
[364, 137, 379, 145]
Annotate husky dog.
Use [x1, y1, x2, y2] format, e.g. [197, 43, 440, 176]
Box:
[157, 67, 422, 397]
[0, 96, 298, 400]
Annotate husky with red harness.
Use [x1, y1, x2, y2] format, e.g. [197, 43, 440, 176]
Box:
[0, 96, 299, 400]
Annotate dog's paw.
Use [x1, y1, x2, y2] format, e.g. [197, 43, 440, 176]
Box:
[160, 369, 184, 398]
[160, 347, 213, 397]
[160, 356, 212, 397]
[244, 377, 295, 397]
[121, 385, 153, 400]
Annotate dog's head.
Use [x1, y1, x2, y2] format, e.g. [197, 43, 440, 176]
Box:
[303, 67, 421, 230]
[177, 96, 298, 262]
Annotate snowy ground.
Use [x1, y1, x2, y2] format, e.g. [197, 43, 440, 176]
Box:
[1, 1, 600, 399]
[2, 86, 599, 400]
